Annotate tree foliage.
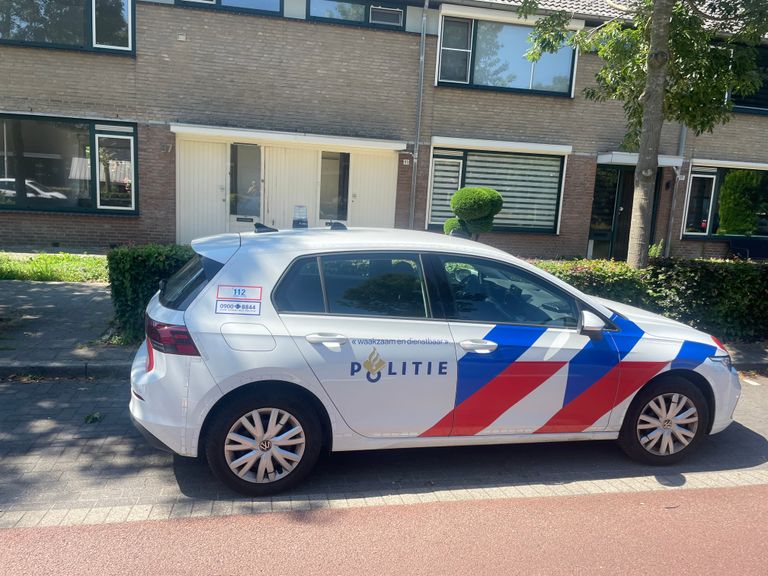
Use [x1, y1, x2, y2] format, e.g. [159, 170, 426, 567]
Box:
[718, 169, 764, 235]
[518, 0, 768, 148]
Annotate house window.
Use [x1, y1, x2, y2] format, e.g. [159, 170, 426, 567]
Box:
[319, 152, 350, 221]
[683, 166, 768, 238]
[429, 149, 564, 233]
[175, 0, 281, 14]
[732, 46, 768, 114]
[438, 17, 575, 95]
[308, 0, 404, 29]
[0, 115, 137, 215]
[0, 0, 133, 52]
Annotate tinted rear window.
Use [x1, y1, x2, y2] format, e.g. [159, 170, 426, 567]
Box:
[160, 254, 223, 310]
[273, 257, 325, 313]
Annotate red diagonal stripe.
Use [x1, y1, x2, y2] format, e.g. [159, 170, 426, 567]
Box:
[535, 361, 668, 434]
[445, 361, 567, 436]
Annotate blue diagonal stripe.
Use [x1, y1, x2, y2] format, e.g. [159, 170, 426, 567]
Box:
[670, 340, 717, 370]
[454, 325, 547, 407]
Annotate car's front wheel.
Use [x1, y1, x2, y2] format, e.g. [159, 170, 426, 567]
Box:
[205, 392, 322, 496]
[619, 377, 709, 465]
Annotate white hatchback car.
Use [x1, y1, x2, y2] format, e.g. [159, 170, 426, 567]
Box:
[130, 228, 741, 495]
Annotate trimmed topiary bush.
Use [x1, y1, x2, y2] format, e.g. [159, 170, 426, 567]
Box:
[108, 244, 195, 342]
[443, 217, 465, 236]
[446, 186, 503, 239]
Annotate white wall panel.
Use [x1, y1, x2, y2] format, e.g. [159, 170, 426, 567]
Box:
[176, 140, 227, 244]
[263, 147, 320, 229]
[348, 151, 398, 227]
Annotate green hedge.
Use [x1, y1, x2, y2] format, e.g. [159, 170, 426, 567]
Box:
[533, 258, 768, 341]
[107, 244, 195, 342]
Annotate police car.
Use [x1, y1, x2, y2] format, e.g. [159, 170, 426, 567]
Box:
[130, 227, 741, 495]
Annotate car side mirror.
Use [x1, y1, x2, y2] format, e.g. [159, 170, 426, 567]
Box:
[580, 310, 606, 338]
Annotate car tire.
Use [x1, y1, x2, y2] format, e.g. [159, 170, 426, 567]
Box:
[205, 391, 323, 496]
[618, 376, 709, 465]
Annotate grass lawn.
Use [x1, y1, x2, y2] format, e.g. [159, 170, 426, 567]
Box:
[0, 252, 108, 283]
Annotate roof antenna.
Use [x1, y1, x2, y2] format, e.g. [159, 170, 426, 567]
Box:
[254, 222, 278, 233]
[326, 221, 347, 230]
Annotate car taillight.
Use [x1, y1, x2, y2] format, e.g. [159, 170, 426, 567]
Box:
[145, 315, 200, 362]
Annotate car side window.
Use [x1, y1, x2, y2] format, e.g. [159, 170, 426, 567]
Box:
[320, 253, 428, 318]
[437, 255, 579, 328]
[273, 257, 325, 314]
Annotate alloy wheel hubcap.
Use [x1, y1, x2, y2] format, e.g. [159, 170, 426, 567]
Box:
[224, 408, 305, 484]
[637, 393, 699, 456]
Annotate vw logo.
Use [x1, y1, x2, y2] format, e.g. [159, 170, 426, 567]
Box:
[259, 439, 272, 451]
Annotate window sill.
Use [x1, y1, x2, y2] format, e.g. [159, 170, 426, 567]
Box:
[732, 106, 768, 117]
[0, 39, 134, 57]
[435, 81, 573, 99]
[427, 224, 557, 235]
[680, 234, 767, 242]
[0, 207, 139, 217]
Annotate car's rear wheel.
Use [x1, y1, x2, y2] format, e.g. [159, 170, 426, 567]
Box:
[205, 392, 322, 496]
[618, 377, 709, 465]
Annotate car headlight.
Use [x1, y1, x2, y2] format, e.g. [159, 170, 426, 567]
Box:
[709, 354, 732, 371]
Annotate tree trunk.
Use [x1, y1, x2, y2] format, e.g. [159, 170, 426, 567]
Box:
[626, 0, 675, 269]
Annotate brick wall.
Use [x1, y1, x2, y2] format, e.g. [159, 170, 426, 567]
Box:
[1, 3, 767, 256]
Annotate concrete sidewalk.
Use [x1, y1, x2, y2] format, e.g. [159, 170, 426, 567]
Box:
[0, 281, 138, 378]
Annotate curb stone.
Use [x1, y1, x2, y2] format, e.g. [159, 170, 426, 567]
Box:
[0, 362, 133, 380]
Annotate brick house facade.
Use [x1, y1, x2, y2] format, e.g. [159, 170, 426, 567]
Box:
[1, 0, 766, 259]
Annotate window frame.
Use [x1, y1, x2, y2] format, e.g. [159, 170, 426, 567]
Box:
[0, 0, 135, 55]
[438, 17, 474, 84]
[175, 0, 284, 18]
[306, 0, 406, 31]
[681, 171, 718, 237]
[423, 253, 585, 330]
[427, 148, 566, 234]
[272, 251, 435, 320]
[0, 113, 139, 216]
[436, 15, 576, 97]
[95, 133, 136, 211]
[681, 165, 768, 240]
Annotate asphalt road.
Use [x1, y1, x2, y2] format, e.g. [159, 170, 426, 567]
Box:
[3, 485, 767, 576]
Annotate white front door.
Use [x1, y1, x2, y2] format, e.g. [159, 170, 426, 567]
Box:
[263, 147, 320, 229]
[348, 151, 398, 227]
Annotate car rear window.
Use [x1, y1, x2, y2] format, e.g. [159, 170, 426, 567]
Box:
[160, 253, 223, 311]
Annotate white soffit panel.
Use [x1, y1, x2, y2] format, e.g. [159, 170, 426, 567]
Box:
[431, 136, 572, 156]
[597, 152, 683, 167]
[439, 4, 585, 30]
[170, 124, 407, 151]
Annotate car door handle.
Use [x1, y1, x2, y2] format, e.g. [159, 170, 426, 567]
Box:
[459, 339, 498, 353]
[305, 333, 348, 345]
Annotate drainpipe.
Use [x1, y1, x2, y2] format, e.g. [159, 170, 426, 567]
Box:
[664, 124, 688, 257]
[2, 122, 6, 178]
[408, 0, 430, 229]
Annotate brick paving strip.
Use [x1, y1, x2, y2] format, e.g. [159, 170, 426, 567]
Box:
[1, 375, 766, 529]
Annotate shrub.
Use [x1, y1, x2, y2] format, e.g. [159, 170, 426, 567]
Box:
[443, 217, 464, 236]
[644, 258, 768, 341]
[718, 170, 763, 235]
[532, 257, 768, 341]
[447, 187, 503, 238]
[532, 259, 649, 307]
[107, 244, 195, 342]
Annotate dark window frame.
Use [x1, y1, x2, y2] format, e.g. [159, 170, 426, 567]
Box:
[732, 45, 768, 116]
[175, 0, 284, 18]
[0, 113, 139, 217]
[0, 0, 136, 56]
[682, 165, 768, 240]
[437, 16, 576, 98]
[428, 148, 566, 235]
[306, 0, 406, 31]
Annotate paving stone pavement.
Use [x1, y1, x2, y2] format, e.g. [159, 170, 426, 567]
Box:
[0, 374, 766, 529]
[0, 281, 137, 375]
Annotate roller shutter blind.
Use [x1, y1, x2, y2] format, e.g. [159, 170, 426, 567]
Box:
[429, 158, 463, 224]
[429, 150, 563, 232]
